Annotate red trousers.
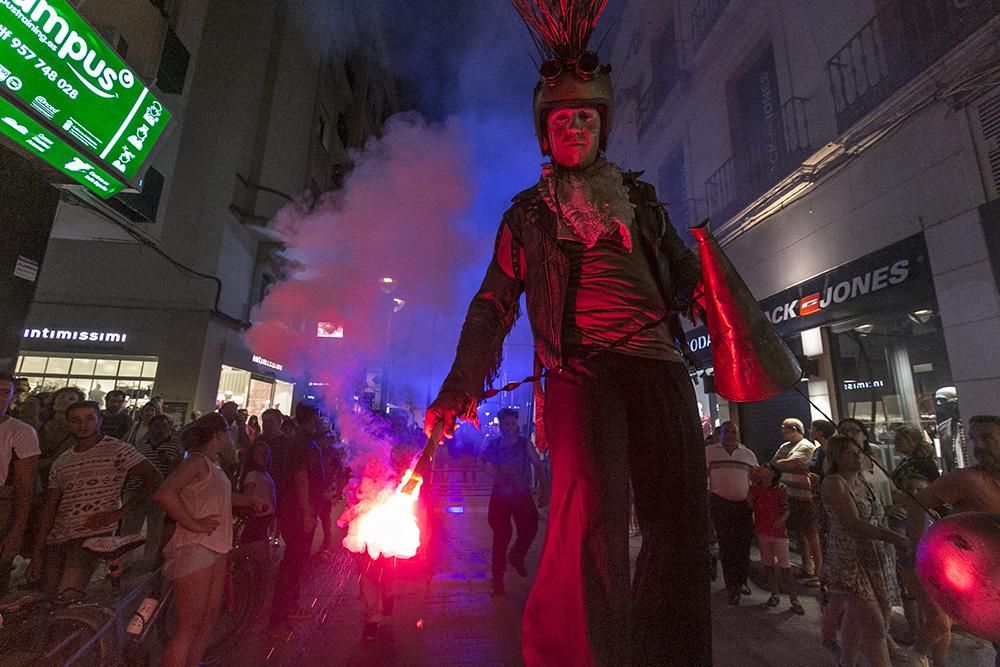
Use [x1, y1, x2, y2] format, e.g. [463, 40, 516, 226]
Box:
[522, 354, 711, 666]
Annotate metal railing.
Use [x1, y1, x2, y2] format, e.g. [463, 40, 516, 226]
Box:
[704, 97, 812, 221]
[826, 0, 1000, 132]
[690, 0, 732, 52]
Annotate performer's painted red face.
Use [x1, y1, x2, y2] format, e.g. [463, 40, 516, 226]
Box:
[546, 106, 601, 169]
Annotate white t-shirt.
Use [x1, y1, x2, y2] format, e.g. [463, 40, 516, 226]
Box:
[0, 416, 41, 486]
[47, 437, 145, 544]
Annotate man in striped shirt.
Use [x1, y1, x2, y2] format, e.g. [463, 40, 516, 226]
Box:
[122, 414, 181, 567]
[706, 421, 758, 605]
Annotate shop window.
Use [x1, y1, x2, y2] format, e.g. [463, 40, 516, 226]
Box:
[119, 360, 144, 377]
[832, 311, 962, 470]
[217, 365, 252, 408]
[15, 354, 159, 401]
[95, 359, 120, 376]
[70, 358, 97, 375]
[273, 381, 294, 414]
[18, 356, 47, 374]
[46, 358, 71, 375]
[21, 376, 44, 391]
[115, 379, 152, 403]
[247, 378, 274, 418]
[70, 377, 96, 393]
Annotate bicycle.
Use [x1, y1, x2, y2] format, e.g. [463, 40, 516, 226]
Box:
[0, 534, 149, 666]
[0, 513, 274, 665]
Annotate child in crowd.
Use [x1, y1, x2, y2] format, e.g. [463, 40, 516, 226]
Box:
[748, 463, 804, 615]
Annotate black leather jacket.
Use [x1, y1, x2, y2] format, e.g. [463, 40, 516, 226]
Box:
[439, 171, 701, 399]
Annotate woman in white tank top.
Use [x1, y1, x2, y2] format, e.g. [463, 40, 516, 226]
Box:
[155, 414, 268, 667]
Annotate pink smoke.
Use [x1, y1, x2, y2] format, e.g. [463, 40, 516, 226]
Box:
[244, 113, 476, 481]
[245, 112, 474, 398]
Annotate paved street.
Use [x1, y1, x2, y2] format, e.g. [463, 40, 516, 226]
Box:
[228, 477, 997, 667]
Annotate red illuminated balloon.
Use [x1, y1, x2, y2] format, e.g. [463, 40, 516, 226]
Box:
[916, 512, 1000, 641]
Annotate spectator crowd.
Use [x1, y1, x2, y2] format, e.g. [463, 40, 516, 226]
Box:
[0, 372, 349, 666]
[2, 369, 999, 666]
[706, 409, 1000, 667]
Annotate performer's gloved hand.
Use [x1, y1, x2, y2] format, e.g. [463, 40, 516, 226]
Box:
[424, 391, 479, 439]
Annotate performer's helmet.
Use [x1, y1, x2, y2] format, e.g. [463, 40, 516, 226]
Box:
[533, 51, 614, 155]
[509, 1, 614, 156]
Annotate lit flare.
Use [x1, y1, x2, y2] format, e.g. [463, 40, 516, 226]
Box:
[341, 470, 424, 560]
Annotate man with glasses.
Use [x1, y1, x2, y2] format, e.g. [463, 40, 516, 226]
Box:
[772, 418, 820, 583]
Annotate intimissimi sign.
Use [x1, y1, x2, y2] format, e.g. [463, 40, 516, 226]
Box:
[251, 354, 282, 371]
[23, 327, 126, 343]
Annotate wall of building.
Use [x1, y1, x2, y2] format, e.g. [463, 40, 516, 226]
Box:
[607, 0, 1000, 439]
[23, 0, 397, 414]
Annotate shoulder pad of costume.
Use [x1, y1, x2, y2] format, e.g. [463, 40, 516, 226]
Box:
[511, 183, 543, 203]
[626, 175, 660, 200]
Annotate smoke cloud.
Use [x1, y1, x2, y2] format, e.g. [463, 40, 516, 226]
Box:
[244, 113, 475, 421]
[247, 2, 624, 471]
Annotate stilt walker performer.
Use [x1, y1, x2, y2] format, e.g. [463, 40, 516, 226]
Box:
[424, 1, 713, 664]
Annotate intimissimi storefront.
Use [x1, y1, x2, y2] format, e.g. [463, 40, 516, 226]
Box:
[16, 325, 159, 404]
[685, 233, 961, 469]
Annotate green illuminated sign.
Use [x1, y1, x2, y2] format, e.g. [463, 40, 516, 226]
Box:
[0, 0, 170, 191]
[0, 95, 123, 195]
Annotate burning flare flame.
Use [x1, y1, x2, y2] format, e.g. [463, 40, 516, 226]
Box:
[340, 470, 424, 560]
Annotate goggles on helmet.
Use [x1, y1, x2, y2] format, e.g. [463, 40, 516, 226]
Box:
[539, 51, 603, 86]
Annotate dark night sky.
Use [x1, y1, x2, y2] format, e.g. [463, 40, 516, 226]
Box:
[374, 0, 625, 121]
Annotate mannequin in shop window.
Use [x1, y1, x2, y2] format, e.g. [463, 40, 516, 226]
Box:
[933, 387, 963, 471]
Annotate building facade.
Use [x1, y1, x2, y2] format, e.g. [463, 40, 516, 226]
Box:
[607, 0, 1000, 468]
[15, 0, 397, 422]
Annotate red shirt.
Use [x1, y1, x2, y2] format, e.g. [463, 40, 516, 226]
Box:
[749, 483, 788, 538]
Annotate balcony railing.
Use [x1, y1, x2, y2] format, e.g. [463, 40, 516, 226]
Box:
[826, 0, 1000, 132]
[705, 97, 812, 222]
[690, 0, 732, 52]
